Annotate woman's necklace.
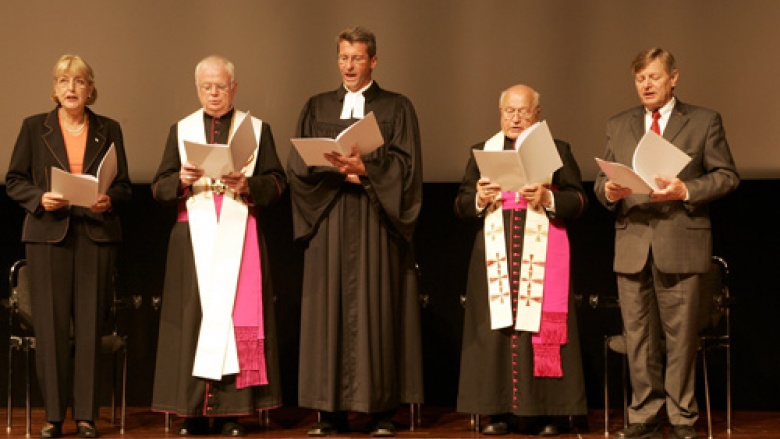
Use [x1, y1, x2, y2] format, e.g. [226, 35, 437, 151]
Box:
[63, 115, 87, 136]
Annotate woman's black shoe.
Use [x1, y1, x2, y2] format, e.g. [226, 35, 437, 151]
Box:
[76, 421, 99, 438]
[40, 422, 62, 439]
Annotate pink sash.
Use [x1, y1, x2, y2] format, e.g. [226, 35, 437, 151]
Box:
[178, 194, 268, 387]
[501, 192, 569, 377]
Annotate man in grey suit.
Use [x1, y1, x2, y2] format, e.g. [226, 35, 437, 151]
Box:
[594, 48, 739, 439]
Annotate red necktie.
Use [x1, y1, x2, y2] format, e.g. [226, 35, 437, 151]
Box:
[650, 110, 661, 135]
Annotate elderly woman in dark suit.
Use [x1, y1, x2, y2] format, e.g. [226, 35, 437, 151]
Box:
[5, 54, 131, 439]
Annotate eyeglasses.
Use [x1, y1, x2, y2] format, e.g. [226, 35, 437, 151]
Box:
[501, 107, 537, 119]
[337, 55, 369, 65]
[198, 82, 232, 93]
[56, 76, 89, 89]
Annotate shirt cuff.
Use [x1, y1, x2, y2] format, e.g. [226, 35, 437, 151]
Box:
[543, 190, 556, 213]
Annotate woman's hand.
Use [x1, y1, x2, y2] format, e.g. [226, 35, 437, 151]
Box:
[41, 192, 68, 211]
[90, 194, 112, 213]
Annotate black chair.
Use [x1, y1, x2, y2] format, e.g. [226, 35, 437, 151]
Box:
[5, 259, 34, 436]
[4, 259, 137, 435]
[600, 256, 733, 439]
[697, 255, 732, 437]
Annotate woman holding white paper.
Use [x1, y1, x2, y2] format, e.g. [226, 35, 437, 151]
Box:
[5, 54, 131, 438]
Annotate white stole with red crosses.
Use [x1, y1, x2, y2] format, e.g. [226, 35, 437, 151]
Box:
[482, 131, 549, 332]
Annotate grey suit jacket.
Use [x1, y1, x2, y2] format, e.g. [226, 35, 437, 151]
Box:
[594, 99, 739, 274]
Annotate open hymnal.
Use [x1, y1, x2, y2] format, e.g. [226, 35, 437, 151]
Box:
[51, 143, 117, 207]
[290, 111, 384, 167]
[183, 112, 257, 178]
[595, 130, 691, 194]
[472, 121, 563, 192]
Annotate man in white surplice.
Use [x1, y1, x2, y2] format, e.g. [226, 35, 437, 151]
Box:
[151, 55, 286, 437]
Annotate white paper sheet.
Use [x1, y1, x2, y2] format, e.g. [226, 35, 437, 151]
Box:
[50, 143, 117, 207]
[596, 130, 692, 194]
[473, 121, 563, 192]
[184, 112, 257, 178]
[291, 112, 384, 167]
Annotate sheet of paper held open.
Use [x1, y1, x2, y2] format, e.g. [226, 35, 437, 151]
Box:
[473, 121, 563, 192]
[51, 143, 117, 207]
[183, 112, 257, 178]
[291, 112, 384, 167]
[595, 130, 691, 194]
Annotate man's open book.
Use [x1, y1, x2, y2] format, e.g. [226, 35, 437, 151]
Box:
[595, 130, 691, 194]
[291, 112, 384, 167]
[183, 112, 257, 179]
[472, 121, 563, 192]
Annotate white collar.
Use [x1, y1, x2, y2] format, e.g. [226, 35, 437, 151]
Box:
[340, 81, 373, 119]
[646, 97, 676, 119]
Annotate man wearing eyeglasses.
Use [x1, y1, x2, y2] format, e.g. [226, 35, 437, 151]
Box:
[594, 48, 739, 439]
[454, 84, 588, 436]
[151, 55, 287, 437]
[288, 26, 423, 437]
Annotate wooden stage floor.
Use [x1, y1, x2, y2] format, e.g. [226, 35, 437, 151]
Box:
[2, 407, 777, 438]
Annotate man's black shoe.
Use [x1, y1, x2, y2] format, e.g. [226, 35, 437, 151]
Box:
[307, 421, 337, 437]
[482, 421, 509, 435]
[370, 420, 396, 437]
[671, 425, 698, 439]
[76, 421, 99, 438]
[615, 423, 662, 438]
[40, 422, 62, 439]
[178, 417, 210, 436]
[536, 423, 559, 436]
[220, 422, 247, 437]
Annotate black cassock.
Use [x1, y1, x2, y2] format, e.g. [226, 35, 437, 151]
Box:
[151, 110, 286, 416]
[288, 82, 424, 413]
[455, 137, 588, 417]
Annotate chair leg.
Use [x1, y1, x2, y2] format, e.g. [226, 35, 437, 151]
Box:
[726, 340, 732, 433]
[7, 338, 14, 433]
[702, 345, 713, 439]
[471, 414, 480, 432]
[120, 344, 127, 434]
[164, 413, 171, 433]
[25, 338, 32, 438]
[408, 403, 421, 431]
[258, 409, 270, 428]
[621, 351, 629, 429]
[603, 336, 610, 435]
[110, 350, 117, 425]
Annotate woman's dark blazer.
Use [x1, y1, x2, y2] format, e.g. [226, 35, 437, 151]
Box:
[5, 106, 132, 244]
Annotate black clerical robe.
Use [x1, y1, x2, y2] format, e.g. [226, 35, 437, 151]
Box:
[455, 137, 588, 417]
[288, 82, 424, 413]
[151, 110, 286, 416]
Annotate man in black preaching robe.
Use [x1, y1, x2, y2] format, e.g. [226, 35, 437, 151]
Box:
[287, 26, 423, 438]
[455, 84, 588, 436]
